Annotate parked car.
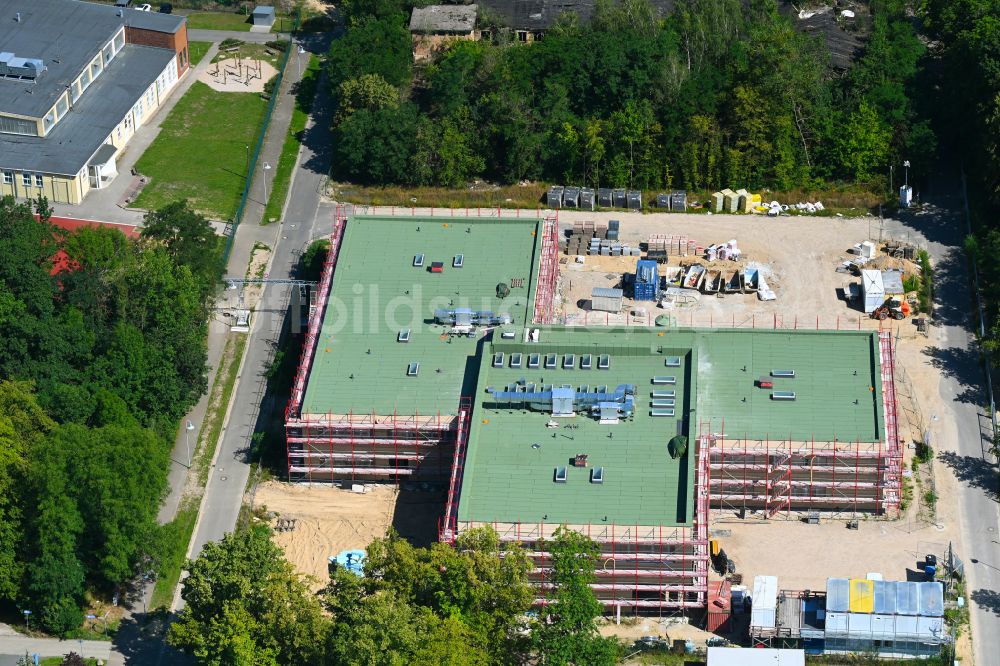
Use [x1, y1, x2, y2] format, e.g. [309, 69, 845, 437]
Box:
[137, 3, 152, 11]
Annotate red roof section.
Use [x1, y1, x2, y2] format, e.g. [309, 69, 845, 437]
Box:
[39, 216, 142, 276]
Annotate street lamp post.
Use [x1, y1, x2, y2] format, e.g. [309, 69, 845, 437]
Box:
[185, 420, 195, 468]
[262, 162, 272, 205]
[903, 159, 911, 188]
[22, 609, 30, 634]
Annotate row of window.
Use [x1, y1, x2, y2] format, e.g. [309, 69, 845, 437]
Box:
[49, 28, 127, 135]
[2, 172, 45, 188]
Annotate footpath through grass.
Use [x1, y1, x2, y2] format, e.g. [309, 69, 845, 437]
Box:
[187, 40, 213, 67]
[262, 53, 321, 224]
[133, 81, 267, 220]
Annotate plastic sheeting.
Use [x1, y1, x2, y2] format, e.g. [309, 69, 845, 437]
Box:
[849, 578, 875, 613]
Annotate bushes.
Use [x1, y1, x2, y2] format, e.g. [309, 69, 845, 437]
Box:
[917, 250, 933, 313]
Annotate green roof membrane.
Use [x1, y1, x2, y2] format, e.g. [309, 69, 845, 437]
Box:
[458, 327, 884, 528]
[301, 216, 542, 417]
[459, 343, 696, 527]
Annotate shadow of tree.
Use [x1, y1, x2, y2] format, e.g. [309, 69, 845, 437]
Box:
[922, 344, 989, 405]
[936, 450, 999, 502]
[971, 588, 1000, 618]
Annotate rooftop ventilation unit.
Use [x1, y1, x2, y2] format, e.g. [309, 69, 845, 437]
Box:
[651, 408, 675, 417]
[397, 329, 410, 343]
[590, 467, 604, 483]
[580, 354, 592, 370]
[554, 466, 567, 483]
[413, 253, 424, 267]
[528, 353, 540, 369]
[771, 369, 796, 378]
[562, 354, 575, 369]
[665, 356, 682, 367]
[598, 354, 610, 370]
[406, 362, 420, 377]
[651, 390, 675, 399]
[492, 352, 505, 368]
[453, 254, 464, 268]
[510, 353, 522, 368]
[771, 391, 796, 401]
[0, 53, 46, 80]
[652, 376, 676, 385]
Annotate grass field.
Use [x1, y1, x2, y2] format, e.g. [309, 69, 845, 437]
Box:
[133, 81, 267, 220]
[188, 40, 212, 67]
[183, 11, 257, 32]
[263, 54, 321, 224]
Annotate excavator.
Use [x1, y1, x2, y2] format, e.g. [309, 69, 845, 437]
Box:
[870, 297, 909, 320]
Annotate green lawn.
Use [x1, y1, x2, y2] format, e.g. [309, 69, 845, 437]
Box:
[41, 659, 99, 666]
[133, 81, 267, 220]
[184, 11, 257, 32]
[188, 40, 212, 67]
[263, 54, 321, 224]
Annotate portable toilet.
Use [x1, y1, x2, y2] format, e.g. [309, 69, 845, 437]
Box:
[711, 191, 725, 213]
[861, 269, 885, 313]
[563, 186, 581, 208]
[899, 185, 913, 208]
[579, 187, 595, 210]
[670, 190, 687, 211]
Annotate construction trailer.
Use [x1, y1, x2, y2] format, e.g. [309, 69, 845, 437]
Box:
[633, 259, 659, 301]
[751, 577, 949, 659]
[591, 287, 624, 313]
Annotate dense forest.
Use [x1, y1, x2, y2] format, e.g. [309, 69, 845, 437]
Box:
[0, 197, 220, 634]
[928, 0, 1000, 357]
[168, 523, 622, 665]
[328, 0, 932, 192]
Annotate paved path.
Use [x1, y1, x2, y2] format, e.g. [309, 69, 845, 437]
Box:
[880, 168, 1000, 665]
[0, 635, 113, 661]
[188, 29, 290, 43]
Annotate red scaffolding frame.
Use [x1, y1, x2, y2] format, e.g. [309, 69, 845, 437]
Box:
[533, 215, 560, 324]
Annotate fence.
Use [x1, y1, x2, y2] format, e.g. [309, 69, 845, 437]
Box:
[344, 204, 558, 220]
[559, 310, 901, 332]
[222, 10, 301, 263]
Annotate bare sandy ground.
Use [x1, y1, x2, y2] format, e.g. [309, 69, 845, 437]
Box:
[255, 482, 398, 587]
[199, 57, 278, 94]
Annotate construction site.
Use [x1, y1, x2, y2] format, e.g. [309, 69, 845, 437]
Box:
[275, 207, 917, 620]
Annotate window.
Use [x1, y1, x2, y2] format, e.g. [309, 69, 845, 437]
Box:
[180, 47, 188, 68]
[103, 44, 114, 66]
[2, 171, 12, 185]
[43, 111, 55, 132]
[147, 88, 155, 107]
[134, 98, 144, 120]
[113, 30, 125, 53]
[71, 79, 82, 103]
[34, 173, 43, 188]
[56, 94, 68, 118]
[0, 115, 38, 136]
[22, 173, 31, 187]
[90, 56, 102, 80]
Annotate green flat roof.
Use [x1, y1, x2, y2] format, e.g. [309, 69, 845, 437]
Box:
[458, 327, 884, 528]
[301, 216, 542, 417]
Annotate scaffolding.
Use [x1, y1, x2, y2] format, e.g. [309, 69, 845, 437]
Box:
[704, 335, 902, 517]
[533, 215, 560, 324]
[441, 428, 711, 615]
[286, 205, 346, 421]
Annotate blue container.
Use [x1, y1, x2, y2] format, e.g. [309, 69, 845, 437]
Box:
[634, 260, 658, 301]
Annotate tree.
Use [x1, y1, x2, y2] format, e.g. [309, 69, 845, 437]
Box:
[337, 73, 400, 124]
[141, 200, 222, 296]
[533, 527, 621, 666]
[833, 102, 892, 181]
[170, 525, 330, 665]
[327, 591, 428, 666]
[327, 14, 412, 89]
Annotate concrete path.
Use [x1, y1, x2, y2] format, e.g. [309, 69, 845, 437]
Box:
[49, 42, 221, 226]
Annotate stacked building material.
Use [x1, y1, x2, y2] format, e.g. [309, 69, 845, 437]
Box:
[646, 234, 698, 258]
[565, 221, 638, 255]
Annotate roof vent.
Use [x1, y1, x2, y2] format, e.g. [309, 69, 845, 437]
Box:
[15, 12, 21, 22]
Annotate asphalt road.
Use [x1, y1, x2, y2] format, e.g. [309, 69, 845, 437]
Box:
[883, 170, 1000, 665]
[183, 33, 336, 573]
